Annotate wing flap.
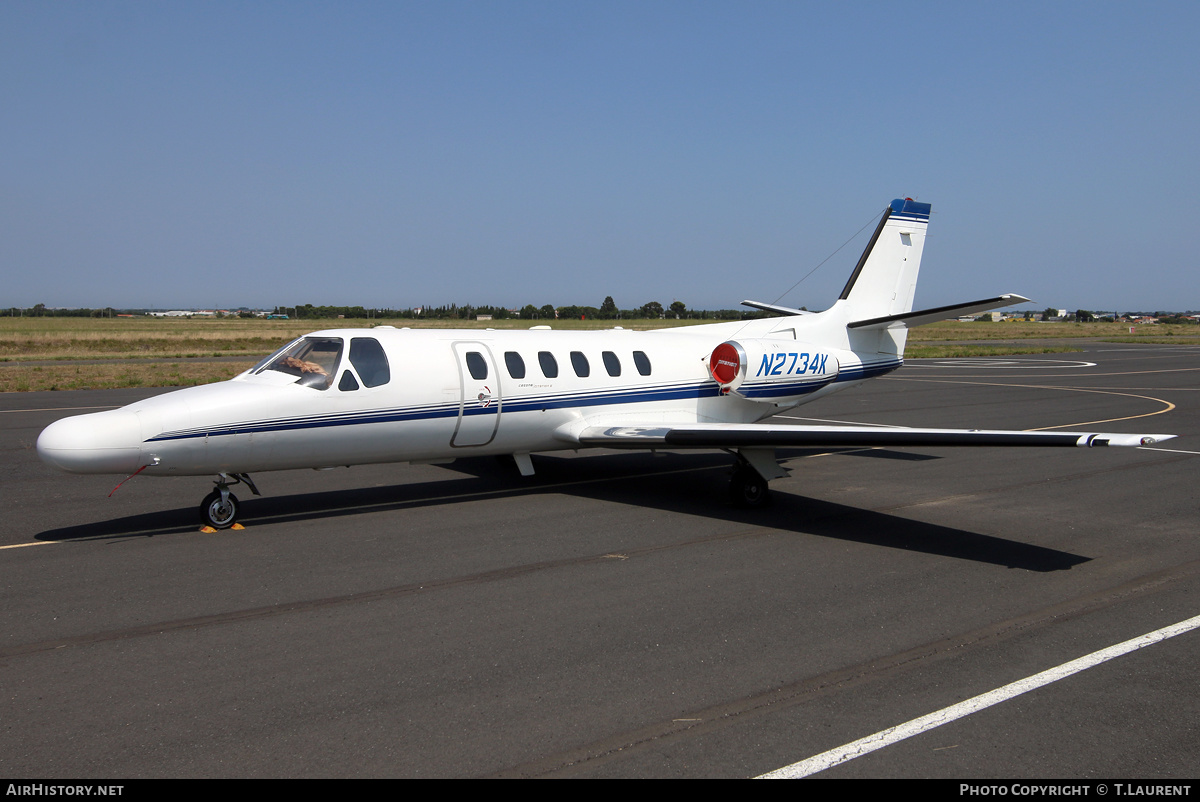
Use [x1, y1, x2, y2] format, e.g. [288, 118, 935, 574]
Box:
[569, 422, 1174, 450]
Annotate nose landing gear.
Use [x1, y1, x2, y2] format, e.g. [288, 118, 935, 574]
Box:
[199, 473, 260, 529]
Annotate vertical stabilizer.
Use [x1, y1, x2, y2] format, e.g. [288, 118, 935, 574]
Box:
[839, 198, 930, 322]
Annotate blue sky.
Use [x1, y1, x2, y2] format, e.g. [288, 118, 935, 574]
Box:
[2, 1, 1196, 313]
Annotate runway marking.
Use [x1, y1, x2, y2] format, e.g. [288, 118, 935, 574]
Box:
[775, 415, 901, 428]
[1038, 386, 1200, 392]
[909, 358, 1095, 369]
[0, 445, 868, 551]
[889, 377, 1175, 431]
[1096, 347, 1200, 352]
[497, 560, 1200, 778]
[1021, 387, 1174, 430]
[1, 460, 747, 550]
[889, 365, 1200, 380]
[757, 612, 1200, 779]
[0, 405, 118, 414]
[1138, 446, 1200, 457]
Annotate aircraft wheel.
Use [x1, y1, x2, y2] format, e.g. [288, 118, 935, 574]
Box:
[200, 490, 240, 529]
[729, 466, 771, 508]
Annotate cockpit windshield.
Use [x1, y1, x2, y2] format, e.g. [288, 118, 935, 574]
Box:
[254, 337, 344, 389]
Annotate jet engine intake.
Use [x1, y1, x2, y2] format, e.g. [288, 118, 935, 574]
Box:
[708, 339, 841, 404]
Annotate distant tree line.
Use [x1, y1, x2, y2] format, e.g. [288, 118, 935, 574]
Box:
[2, 300, 767, 320]
[270, 298, 770, 321]
[2, 304, 120, 317]
[11, 299, 1194, 323]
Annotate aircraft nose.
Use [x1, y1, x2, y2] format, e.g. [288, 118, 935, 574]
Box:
[37, 410, 146, 474]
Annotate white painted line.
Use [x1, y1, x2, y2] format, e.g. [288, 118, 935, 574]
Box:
[757, 612, 1200, 779]
[1138, 446, 1200, 456]
[906, 359, 1096, 369]
[0, 405, 117, 414]
[0, 462, 736, 551]
[774, 415, 901, 428]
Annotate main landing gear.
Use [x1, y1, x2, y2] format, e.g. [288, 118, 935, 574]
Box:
[726, 447, 786, 508]
[199, 473, 260, 529]
[729, 461, 768, 504]
[729, 462, 770, 508]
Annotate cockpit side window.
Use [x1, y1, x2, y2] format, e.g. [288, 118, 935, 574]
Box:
[349, 337, 391, 388]
[258, 337, 343, 390]
[250, 338, 302, 374]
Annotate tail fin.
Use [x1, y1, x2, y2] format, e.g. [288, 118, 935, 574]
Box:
[839, 198, 930, 322]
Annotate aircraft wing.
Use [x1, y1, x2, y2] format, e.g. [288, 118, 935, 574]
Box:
[564, 422, 1174, 450]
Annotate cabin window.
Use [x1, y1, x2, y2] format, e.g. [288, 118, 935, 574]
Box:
[633, 350, 652, 376]
[570, 351, 590, 377]
[338, 371, 360, 391]
[349, 337, 390, 388]
[538, 351, 558, 378]
[465, 352, 488, 381]
[602, 351, 621, 377]
[259, 337, 343, 390]
[505, 351, 526, 379]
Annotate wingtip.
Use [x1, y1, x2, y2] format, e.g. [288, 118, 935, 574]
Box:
[1082, 433, 1178, 447]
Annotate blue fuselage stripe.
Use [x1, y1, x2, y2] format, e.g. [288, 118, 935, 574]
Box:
[143, 360, 901, 443]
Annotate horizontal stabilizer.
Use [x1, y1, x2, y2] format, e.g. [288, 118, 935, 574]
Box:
[848, 294, 1033, 330]
[567, 422, 1174, 450]
[740, 300, 814, 317]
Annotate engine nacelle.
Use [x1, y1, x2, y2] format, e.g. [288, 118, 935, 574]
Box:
[708, 339, 842, 404]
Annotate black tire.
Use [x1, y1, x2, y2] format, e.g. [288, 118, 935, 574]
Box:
[729, 466, 771, 508]
[199, 489, 239, 529]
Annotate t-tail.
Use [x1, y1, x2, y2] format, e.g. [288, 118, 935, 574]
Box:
[832, 198, 1029, 358]
[840, 198, 930, 358]
[840, 198, 930, 323]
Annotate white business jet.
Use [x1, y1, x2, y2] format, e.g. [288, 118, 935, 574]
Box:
[38, 199, 1174, 529]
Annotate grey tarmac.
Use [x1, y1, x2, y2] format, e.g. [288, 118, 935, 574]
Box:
[1, 343, 1197, 778]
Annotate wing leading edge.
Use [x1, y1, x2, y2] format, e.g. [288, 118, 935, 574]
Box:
[567, 423, 1175, 450]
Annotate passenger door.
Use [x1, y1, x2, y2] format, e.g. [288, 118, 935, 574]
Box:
[451, 342, 501, 447]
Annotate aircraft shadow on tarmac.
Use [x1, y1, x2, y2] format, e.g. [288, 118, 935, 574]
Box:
[36, 449, 1087, 573]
